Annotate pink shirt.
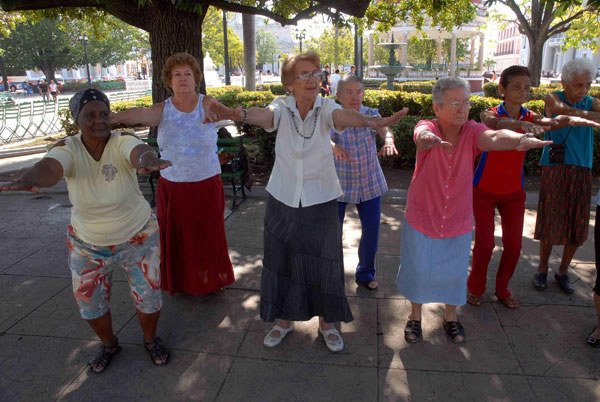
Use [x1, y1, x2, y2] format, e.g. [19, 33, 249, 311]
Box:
[405, 119, 486, 239]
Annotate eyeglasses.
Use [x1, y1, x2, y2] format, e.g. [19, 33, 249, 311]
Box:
[295, 72, 322, 81]
[444, 101, 473, 110]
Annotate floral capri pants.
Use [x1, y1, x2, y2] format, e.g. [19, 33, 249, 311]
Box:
[67, 214, 162, 320]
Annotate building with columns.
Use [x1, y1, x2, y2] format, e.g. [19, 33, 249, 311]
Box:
[494, 23, 522, 72]
[365, 0, 487, 81]
[491, 26, 600, 77]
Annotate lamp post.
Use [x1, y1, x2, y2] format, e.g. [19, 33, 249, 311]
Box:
[78, 34, 91, 87]
[294, 29, 306, 53]
[222, 10, 231, 85]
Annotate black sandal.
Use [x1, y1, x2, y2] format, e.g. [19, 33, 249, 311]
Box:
[355, 275, 378, 290]
[404, 319, 422, 343]
[586, 327, 600, 349]
[144, 336, 170, 366]
[443, 321, 466, 344]
[88, 338, 121, 374]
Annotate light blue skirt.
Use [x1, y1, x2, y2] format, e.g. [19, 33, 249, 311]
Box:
[396, 220, 471, 306]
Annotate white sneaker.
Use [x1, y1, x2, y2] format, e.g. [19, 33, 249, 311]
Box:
[263, 324, 294, 348]
[318, 326, 344, 352]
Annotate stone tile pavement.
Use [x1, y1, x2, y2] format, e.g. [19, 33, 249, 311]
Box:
[0, 189, 599, 401]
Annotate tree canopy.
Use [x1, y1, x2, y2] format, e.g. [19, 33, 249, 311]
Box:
[201, 7, 244, 69]
[485, 0, 600, 85]
[1, 0, 480, 99]
[307, 26, 354, 68]
[0, 11, 149, 81]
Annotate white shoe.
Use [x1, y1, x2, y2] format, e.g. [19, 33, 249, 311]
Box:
[318, 326, 344, 352]
[263, 324, 294, 348]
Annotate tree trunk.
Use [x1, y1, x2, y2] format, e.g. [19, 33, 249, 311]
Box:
[242, 14, 256, 91]
[527, 36, 545, 87]
[146, 3, 207, 103]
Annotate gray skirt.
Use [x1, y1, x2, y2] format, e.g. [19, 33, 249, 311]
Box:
[260, 195, 354, 323]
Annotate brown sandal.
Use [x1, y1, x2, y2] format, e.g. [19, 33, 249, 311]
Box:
[466, 292, 481, 306]
[496, 294, 519, 309]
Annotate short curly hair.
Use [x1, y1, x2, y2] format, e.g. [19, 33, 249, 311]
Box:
[281, 52, 320, 89]
[161, 52, 203, 91]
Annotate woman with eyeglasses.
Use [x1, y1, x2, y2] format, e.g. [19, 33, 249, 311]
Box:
[467, 66, 599, 310]
[397, 76, 551, 345]
[203, 52, 407, 352]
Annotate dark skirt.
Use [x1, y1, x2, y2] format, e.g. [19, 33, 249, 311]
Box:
[534, 165, 591, 246]
[157, 175, 235, 295]
[260, 195, 354, 323]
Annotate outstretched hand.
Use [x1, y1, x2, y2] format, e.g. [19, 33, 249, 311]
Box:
[377, 141, 399, 157]
[332, 144, 354, 162]
[522, 121, 551, 135]
[203, 98, 241, 124]
[418, 132, 452, 151]
[0, 178, 41, 193]
[568, 116, 600, 128]
[368, 107, 409, 130]
[137, 158, 173, 175]
[516, 137, 553, 152]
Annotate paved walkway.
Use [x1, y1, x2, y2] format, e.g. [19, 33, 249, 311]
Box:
[0, 179, 599, 401]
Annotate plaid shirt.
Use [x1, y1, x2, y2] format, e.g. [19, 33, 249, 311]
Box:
[331, 105, 388, 203]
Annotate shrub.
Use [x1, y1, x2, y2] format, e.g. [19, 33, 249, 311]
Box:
[363, 79, 383, 89]
[206, 86, 244, 98]
[378, 80, 436, 94]
[469, 96, 502, 121]
[61, 80, 126, 93]
[363, 89, 433, 117]
[483, 82, 600, 101]
[60, 96, 153, 134]
[376, 116, 422, 169]
[259, 83, 287, 95]
[482, 82, 500, 99]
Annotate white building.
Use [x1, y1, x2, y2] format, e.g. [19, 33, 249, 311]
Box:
[492, 26, 600, 77]
[494, 23, 522, 72]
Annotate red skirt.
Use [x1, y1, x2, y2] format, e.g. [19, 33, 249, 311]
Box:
[157, 174, 235, 295]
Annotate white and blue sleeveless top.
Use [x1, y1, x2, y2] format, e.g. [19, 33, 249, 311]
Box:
[157, 95, 221, 182]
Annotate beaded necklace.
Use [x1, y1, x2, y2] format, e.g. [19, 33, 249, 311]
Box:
[288, 106, 321, 140]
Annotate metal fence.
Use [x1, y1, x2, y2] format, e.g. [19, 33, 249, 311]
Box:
[0, 89, 152, 145]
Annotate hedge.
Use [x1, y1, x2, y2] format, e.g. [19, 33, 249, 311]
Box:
[61, 80, 126, 93]
[483, 82, 600, 100]
[58, 88, 600, 177]
[60, 96, 153, 136]
[378, 80, 436, 94]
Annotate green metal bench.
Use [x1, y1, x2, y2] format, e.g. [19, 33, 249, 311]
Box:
[218, 137, 251, 210]
[0, 91, 15, 105]
[138, 137, 159, 208]
[138, 136, 251, 210]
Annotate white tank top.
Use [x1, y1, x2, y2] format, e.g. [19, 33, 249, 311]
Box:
[157, 95, 221, 182]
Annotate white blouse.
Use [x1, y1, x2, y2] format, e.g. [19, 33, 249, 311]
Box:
[265, 95, 343, 208]
[157, 95, 221, 182]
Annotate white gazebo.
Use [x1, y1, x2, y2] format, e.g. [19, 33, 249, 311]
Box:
[366, 4, 487, 86]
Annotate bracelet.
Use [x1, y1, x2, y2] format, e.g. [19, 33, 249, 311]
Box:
[365, 116, 377, 125]
[138, 150, 156, 166]
[241, 109, 248, 124]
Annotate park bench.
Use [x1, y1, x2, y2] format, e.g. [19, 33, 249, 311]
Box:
[138, 134, 251, 210]
[218, 136, 251, 210]
[0, 91, 15, 105]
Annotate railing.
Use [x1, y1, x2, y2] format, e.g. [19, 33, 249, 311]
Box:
[0, 89, 152, 144]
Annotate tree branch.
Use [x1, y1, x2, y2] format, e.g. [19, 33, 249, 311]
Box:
[548, 8, 589, 36]
[504, 0, 534, 38]
[207, 1, 335, 25]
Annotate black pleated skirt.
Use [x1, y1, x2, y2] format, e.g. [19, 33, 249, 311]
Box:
[260, 195, 354, 323]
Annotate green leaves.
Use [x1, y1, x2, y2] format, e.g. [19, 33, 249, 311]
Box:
[364, 0, 476, 32]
